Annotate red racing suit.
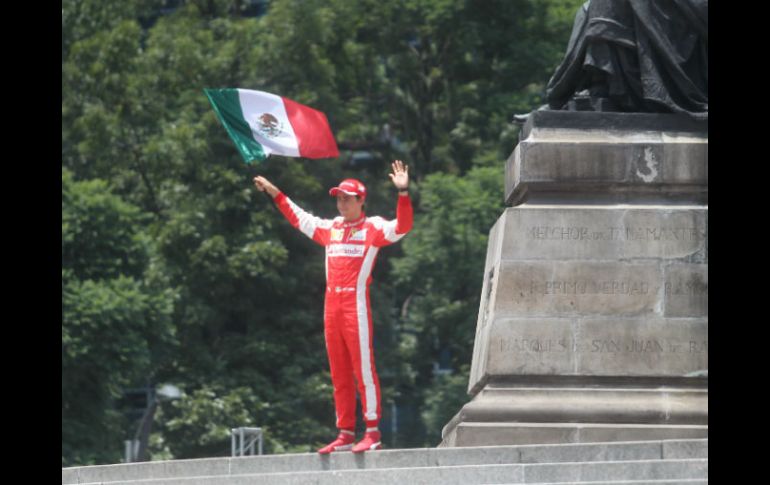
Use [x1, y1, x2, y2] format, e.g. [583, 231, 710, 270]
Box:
[274, 191, 413, 429]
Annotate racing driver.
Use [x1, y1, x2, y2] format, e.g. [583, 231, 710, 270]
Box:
[253, 160, 412, 453]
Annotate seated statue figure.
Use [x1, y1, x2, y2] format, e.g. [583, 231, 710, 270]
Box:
[540, 0, 707, 120]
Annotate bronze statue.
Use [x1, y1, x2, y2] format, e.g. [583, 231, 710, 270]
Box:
[542, 0, 707, 120]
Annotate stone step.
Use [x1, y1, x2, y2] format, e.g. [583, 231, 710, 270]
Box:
[73, 459, 707, 485]
[62, 439, 707, 484]
[488, 481, 707, 485]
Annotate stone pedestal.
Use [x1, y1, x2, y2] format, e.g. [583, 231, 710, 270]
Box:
[440, 111, 707, 447]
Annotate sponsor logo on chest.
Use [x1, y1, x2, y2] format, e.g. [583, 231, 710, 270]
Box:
[330, 228, 344, 242]
[330, 227, 367, 243]
[349, 228, 367, 241]
[327, 244, 366, 258]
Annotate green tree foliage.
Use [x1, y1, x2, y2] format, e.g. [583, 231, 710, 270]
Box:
[62, 168, 177, 465]
[420, 365, 472, 441]
[62, 0, 584, 463]
[389, 159, 504, 445]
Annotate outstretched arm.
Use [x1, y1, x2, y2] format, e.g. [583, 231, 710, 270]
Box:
[253, 175, 332, 245]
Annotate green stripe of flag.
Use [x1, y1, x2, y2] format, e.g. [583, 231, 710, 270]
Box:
[204, 88, 266, 164]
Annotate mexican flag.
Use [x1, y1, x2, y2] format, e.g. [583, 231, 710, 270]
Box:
[204, 88, 339, 164]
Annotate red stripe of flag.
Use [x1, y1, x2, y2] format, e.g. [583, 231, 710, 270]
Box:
[282, 97, 340, 159]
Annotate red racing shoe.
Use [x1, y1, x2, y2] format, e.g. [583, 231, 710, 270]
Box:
[352, 430, 382, 453]
[317, 430, 355, 454]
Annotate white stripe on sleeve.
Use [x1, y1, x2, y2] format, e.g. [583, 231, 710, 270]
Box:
[285, 197, 334, 239]
[370, 216, 406, 243]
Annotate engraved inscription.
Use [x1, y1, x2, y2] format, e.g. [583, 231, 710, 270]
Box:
[529, 280, 650, 295]
[500, 338, 573, 353]
[689, 341, 708, 353]
[665, 280, 708, 296]
[498, 337, 705, 354]
[529, 226, 706, 242]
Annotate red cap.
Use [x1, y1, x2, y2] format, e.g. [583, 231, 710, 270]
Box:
[329, 178, 367, 198]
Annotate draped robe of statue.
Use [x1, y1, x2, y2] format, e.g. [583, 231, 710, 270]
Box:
[545, 0, 708, 120]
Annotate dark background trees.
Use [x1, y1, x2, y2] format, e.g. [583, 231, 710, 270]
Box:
[62, 0, 582, 465]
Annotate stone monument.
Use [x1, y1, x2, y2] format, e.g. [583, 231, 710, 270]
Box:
[440, 109, 707, 447]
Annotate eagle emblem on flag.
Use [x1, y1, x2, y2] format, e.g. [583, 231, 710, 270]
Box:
[256, 113, 283, 138]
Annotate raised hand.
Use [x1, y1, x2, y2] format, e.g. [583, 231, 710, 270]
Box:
[253, 175, 280, 198]
[389, 160, 409, 191]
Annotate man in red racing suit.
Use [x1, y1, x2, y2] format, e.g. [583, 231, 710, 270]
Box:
[253, 160, 412, 453]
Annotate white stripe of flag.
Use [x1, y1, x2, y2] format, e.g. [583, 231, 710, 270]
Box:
[205, 88, 339, 164]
